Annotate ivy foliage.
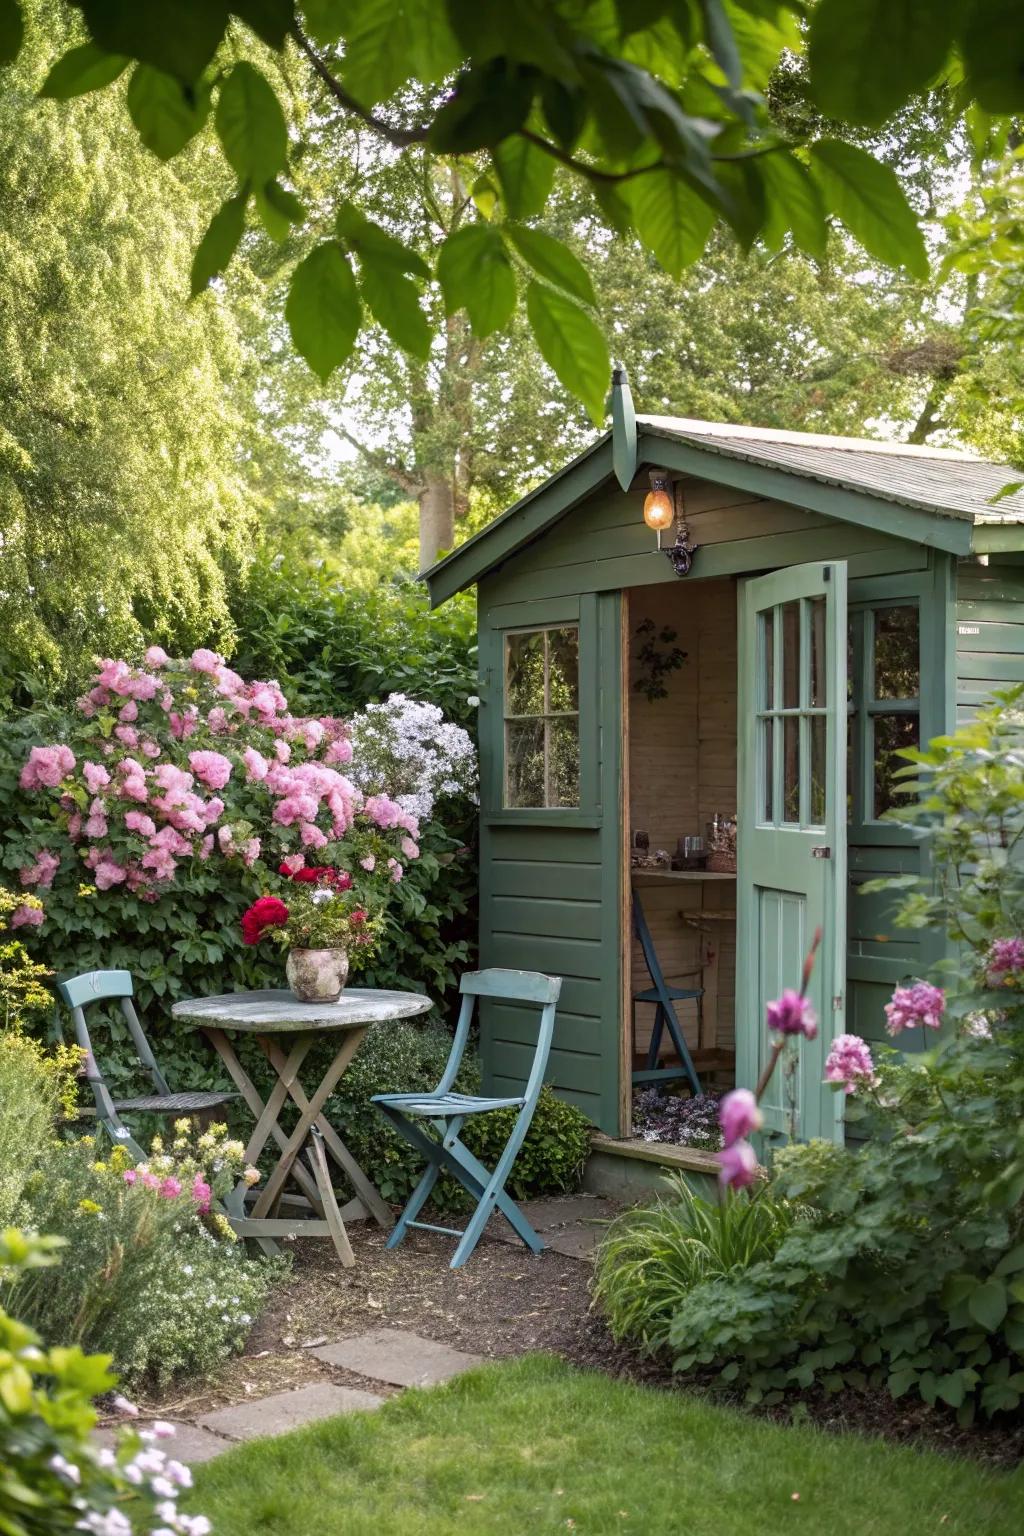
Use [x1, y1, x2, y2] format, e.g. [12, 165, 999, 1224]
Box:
[7, 1, 1012, 423]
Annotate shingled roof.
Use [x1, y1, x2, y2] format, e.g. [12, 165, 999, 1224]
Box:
[639, 416, 1024, 526]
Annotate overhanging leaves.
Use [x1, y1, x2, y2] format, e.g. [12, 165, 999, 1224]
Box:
[961, 0, 1024, 113]
[215, 61, 288, 182]
[39, 43, 129, 99]
[190, 192, 248, 296]
[74, 0, 231, 83]
[630, 167, 716, 275]
[809, 0, 958, 128]
[758, 150, 827, 261]
[359, 259, 432, 359]
[126, 65, 210, 161]
[286, 241, 361, 379]
[504, 225, 596, 306]
[437, 223, 516, 337]
[809, 139, 928, 279]
[526, 281, 609, 426]
[491, 136, 556, 219]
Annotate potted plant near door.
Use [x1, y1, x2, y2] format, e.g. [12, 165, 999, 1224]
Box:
[241, 866, 385, 1002]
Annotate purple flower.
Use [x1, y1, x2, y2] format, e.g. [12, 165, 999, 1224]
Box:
[766, 989, 818, 1040]
[824, 1033, 876, 1094]
[718, 1139, 758, 1190]
[884, 981, 945, 1036]
[719, 1088, 763, 1146]
[985, 937, 1024, 989]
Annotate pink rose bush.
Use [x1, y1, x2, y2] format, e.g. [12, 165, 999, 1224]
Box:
[824, 1032, 876, 1094]
[13, 649, 427, 927]
[884, 980, 945, 1035]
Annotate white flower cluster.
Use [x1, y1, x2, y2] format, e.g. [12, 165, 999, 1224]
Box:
[52, 1412, 211, 1536]
[345, 693, 477, 824]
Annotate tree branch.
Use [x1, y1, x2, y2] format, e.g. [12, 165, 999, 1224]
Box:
[334, 424, 422, 497]
[293, 27, 429, 149]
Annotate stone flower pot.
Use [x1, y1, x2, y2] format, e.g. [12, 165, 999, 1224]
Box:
[286, 947, 349, 1003]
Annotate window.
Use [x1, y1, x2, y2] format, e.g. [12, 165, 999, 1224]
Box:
[848, 603, 920, 823]
[757, 594, 828, 829]
[504, 626, 580, 808]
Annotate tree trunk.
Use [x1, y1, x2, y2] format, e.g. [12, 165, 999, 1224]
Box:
[418, 474, 455, 571]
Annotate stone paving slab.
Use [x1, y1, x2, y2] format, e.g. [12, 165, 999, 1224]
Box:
[92, 1422, 230, 1464]
[313, 1328, 485, 1388]
[198, 1382, 383, 1442]
[543, 1224, 605, 1259]
[516, 1195, 619, 1232]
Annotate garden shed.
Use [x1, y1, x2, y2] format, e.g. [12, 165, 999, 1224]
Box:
[424, 372, 1024, 1141]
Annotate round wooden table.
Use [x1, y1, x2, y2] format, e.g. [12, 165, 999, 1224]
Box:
[171, 987, 434, 1266]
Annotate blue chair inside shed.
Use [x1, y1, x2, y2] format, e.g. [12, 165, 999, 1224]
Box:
[631, 890, 703, 1096]
[372, 967, 562, 1268]
[55, 969, 235, 1160]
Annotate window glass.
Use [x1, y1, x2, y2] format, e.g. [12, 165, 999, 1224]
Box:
[874, 605, 919, 701]
[504, 626, 580, 808]
[873, 713, 920, 819]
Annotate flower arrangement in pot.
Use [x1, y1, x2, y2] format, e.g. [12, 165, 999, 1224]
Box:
[241, 863, 385, 1003]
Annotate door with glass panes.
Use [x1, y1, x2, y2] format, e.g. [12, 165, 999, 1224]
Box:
[737, 562, 847, 1145]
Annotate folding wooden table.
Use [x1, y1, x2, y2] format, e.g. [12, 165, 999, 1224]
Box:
[171, 987, 433, 1266]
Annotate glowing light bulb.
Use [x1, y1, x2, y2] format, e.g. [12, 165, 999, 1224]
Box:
[643, 474, 674, 531]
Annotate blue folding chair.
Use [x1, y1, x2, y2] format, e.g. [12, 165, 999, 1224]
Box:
[372, 967, 562, 1268]
[56, 969, 235, 1160]
[631, 890, 703, 1095]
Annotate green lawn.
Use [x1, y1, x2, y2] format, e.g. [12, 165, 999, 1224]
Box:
[189, 1355, 1024, 1536]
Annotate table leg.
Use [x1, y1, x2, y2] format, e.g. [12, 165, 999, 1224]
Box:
[202, 1028, 326, 1218]
[308, 1127, 355, 1267]
[251, 1030, 364, 1218]
[261, 1032, 393, 1229]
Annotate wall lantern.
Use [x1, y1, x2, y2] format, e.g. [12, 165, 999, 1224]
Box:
[642, 470, 699, 576]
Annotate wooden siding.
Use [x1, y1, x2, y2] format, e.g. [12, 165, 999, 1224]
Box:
[955, 561, 1024, 724]
[627, 579, 737, 1056]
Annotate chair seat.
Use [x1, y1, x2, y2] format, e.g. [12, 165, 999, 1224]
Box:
[634, 985, 704, 1004]
[112, 1090, 236, 1113]
[372, 1090, 526, 1117]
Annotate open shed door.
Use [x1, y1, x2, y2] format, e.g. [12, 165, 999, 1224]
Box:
[737, 562, 847, 1145]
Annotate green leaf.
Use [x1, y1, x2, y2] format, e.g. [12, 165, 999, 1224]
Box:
[301, 0, 344, 45]
[342, 0, 461, 102]
[255, 179, 305, 240]
[359, 256, 431, 359]
[526, 280, 610, 426]
[996, 1244, 1024, 1277]
[0, 0, 23, 66]
[809, 140, 928, 279]
[126, 64, 210, 160]
[215, 60, 288, 182]
[336, 203, 429, 279]
[38, 42, 129, 99]
[437, 223, 516, 337]
[630, 168, 715, 276]
[968, 1278, 1008, 1333]
[758, 149, 827, 261]
[77, 0, 230, 83]
[491, 136, 556, 219]
[286, 241, 361, 380]
[699, 0, 742, 88]
[504, 225, 595, 306]
[233, 0, 294, 50]
[190, 191, 247, 296]
[430, 61, 536, 154]
[962, 0, 1024, 113]
[808, 0, 956, 127]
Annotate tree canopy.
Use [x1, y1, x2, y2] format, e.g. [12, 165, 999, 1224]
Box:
[4, 0, 1020, 441]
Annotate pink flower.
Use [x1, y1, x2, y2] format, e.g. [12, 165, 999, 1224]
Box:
[118, 699, 139, 723]
[199, 833, 214, 860]
[274, 739, 291, 763]
[885, 981, 945, 1036]
[719, 1088, 763, 1147]
[144, 645, 169, 668]
[94, 859, 128, 891]
[141, 846, 177, 881]
[114, 725, 139, 749]
[217, 826, 234, 853]
[67, 812, 83, 841]
[389, 860, 403, 883]
[19, 849, 60, 889]
[299, 720, 325, 752]
[300, 821, 328, 849]
[200, 796, 225, 826]
[825, 1033, 876, 1094]
[127, 672, 158, 702]
[83, 761, 111, 794]
[141, 1172, 160, 1190]
[122, 1168, 137, 1185]
[20, 744, 76, 789]
[766, 989, 818, 1040]
[191, 1175, 212, 1213]
[242, 836, 261, 867]
[141, 739, 161, 759]
[190, 648, 223, 675]
[207, 706, 230, 734]
[400, 837, 419, 860]
[83, 801, 109, 839]
[188, 750, 233, 790]
[124, 810, 157, 838]
[272, 793, 318, 826]
[280, 853, 305, 875]
[243, 747, 269, 782]
[324, 737, 353, 766]
[985, 937, 1024, 988]
[159, 1176, 182, 1199]
[11, 903, 44, 929]
[360, 855, 376, 872]
[364, 794, 404, 830]
[718, 1139, 758, 1190]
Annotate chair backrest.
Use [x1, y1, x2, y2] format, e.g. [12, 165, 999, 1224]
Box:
[54, 968, 170, 1118]
[632, 891, 667, 992]
[439, 968, 562, 1101]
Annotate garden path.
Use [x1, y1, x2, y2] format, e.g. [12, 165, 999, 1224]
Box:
[97, 1194, 620, 1463]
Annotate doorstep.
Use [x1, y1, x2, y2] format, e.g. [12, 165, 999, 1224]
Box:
[583, 1133, 721, 1201]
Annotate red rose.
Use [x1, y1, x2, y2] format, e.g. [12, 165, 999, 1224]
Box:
[241, 895, 289, 945]
[332, 869, 353, 891]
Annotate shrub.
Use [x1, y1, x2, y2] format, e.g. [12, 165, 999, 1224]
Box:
[631, 1089, 723, 1150]
[463, 1086, 591, 1202]
[0, 1228, 211, 1536]
[592, 1176, 805, 1354]
[0, 1032, 80, 1228]
[657, 692, 1024, 1421]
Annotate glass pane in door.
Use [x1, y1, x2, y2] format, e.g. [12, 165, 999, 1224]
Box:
[781, 601, 800, 710]
[809, 596, 827, 707]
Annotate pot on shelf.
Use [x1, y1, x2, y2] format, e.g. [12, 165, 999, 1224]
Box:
[285, 947, 349, 1003]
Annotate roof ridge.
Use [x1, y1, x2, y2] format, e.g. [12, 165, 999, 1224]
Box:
[637, 415, 989, 464]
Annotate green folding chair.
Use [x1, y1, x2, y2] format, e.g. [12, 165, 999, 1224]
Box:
[56, 969, 235, 1160]
[372, 967, 562, 1268]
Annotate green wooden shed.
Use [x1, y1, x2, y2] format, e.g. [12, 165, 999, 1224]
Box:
[424, 371, 1024, 1142]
